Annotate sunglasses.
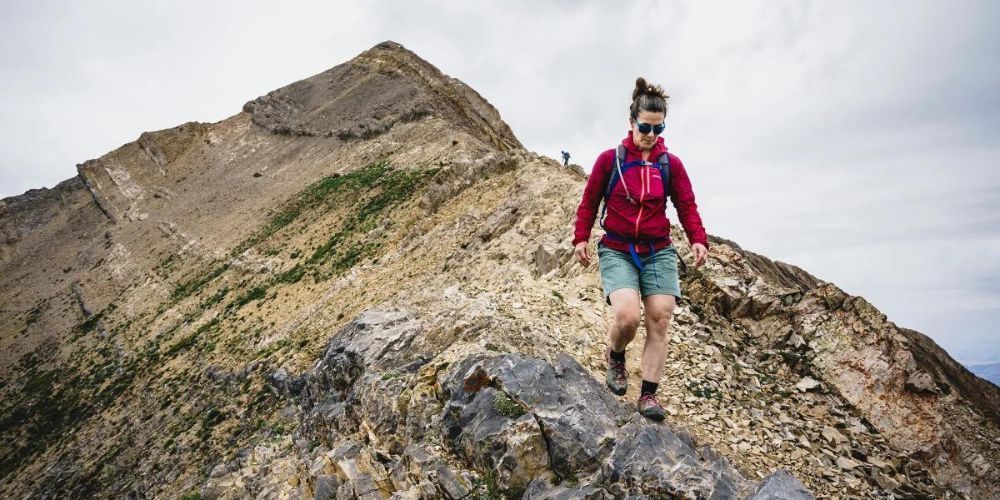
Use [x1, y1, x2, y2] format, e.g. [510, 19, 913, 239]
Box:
[635, 121, 666, 135]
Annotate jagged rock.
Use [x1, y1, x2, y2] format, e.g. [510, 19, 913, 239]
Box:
[748, 469, 813, 499]
[534, 239, 573, 277]
[445, 385, 550, 490]
[442, 353, 625, 478]
[785, 333, 807, 349]
[523, 478, 606, 499]
[313, 475, 340, 500]
[440, 352, 810, 498]
[821, 426, 847, 445]
[599, 414, 749, 497]
[794, 377, 822, 393]
[836, 456, 860, 470]
[429, 465, 473, 499]
[905, 370, 938, 395]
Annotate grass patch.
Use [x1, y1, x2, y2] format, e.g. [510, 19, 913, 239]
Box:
[493, 391, 527, 419]
[226, 285, 268, 312]
[200, 286, 229, 309]
[172, 263, 230, 303]
[24, 299, 47, 326]
[74, 303, 117, 336]
[164, 318, 221, 356]
[686, 380, 722, 400]
[0, 357, 137, 481]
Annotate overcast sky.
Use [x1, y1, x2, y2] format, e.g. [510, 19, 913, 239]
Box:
[2, 1, 998, 366]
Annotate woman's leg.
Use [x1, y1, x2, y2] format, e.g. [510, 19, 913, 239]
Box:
[639, 293, 676, 382]
[608, 288, 641, 351]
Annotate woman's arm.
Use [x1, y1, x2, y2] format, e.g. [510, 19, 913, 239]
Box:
[573, 150, 614, 246]
[668, 154, 709, 250]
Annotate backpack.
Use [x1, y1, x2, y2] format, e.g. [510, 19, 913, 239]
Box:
[597, 144, 672, 277]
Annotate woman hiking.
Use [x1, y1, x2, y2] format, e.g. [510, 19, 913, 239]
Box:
[572, 77, 710, 421]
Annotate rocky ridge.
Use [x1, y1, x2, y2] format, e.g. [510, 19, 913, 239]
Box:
[1, 41, 998, 499]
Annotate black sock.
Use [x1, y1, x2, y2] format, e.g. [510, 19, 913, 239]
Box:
[641, 380, 658, 397]
[609, 348, 625, 362]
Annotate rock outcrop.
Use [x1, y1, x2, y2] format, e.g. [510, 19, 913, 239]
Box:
[1, 40, 997, 499]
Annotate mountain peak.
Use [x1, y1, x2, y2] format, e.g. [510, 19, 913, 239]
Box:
[242, 40, 521, 151]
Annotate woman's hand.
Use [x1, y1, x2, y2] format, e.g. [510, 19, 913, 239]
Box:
[574, 241, 591, 267]
[691, 243, 708, 267]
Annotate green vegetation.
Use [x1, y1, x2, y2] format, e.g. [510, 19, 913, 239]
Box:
[225, 285, 268, 312]
[0, 352, 138, 481]
[164, 318, 221, 356]
[73, 303, 118, 337]
[686, 380, 722, 400]
[493, 390, 527, 419]
[200, 286, 229, 309]
[198, 407, 224, 441]
[218, 161, 437, 310]
[24, 299, 47, 326]
[469, 453, 525, 499]
[171, 263, 230, 303]
[2, 160, 440, 485]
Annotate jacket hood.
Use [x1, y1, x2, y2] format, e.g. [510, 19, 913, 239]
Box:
[621, 130, 668, 158]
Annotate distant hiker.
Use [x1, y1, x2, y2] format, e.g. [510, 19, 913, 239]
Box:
[572, 77, 710, 421]
[562, 150, 571, 166]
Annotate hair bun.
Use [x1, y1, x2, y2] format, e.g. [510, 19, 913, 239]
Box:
[632, 77, 668, 101]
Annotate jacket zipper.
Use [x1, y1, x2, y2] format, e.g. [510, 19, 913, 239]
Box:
[634, 163, 647, 239]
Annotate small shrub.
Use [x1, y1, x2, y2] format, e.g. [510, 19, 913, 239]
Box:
[493, 391, 526, 419]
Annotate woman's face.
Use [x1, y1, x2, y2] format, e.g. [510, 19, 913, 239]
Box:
[630, 110, 666, 151]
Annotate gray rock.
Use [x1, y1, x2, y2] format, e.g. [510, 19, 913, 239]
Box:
[289, 316, 814, 500]
[441, 353, 625, 478]
[208, 463, 231, 478]
[438, 353, 807, 498]
[444, 384, 550, 490]
[314, 474, 340, 500]
[523, 478, 607, 499]
[748, 469, 813, 499]
[599, 414, 744, 498]
[431, 464, 473, 499]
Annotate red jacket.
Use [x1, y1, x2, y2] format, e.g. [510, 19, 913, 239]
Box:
[573, 132, 709, 254]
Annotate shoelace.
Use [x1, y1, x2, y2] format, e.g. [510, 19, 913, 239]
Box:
[610, 359, 626, 376]
[639, 394, 662, 407]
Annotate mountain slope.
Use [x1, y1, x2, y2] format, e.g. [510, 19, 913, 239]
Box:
[1, 41, 997, 499]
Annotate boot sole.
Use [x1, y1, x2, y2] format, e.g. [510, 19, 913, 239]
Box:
[640, 409, 666, 421]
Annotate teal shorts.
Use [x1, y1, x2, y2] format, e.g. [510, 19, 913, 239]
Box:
[597, 242, 682, 306]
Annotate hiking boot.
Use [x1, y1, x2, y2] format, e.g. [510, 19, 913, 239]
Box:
[604, 346, 627, 396]
[638, 393, 666, 421]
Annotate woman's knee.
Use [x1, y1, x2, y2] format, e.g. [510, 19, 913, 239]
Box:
[643, 296, 675, 335]
[613, 307, 641, 333]
[645, 315, 671, 339]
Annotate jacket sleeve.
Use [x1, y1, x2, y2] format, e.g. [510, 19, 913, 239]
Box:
[573, 150, 613, 246]
[668, 154, 710, 250]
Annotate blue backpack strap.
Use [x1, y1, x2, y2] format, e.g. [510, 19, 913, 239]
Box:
[656, 152, 671, 200]
[599, 144, 629, 232]
[604, 144, 629, 199]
